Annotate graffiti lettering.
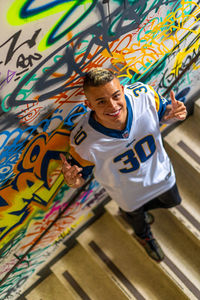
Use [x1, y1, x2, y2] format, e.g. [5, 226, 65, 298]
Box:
[16, 52, 42, 69]
[6, 0, 178, 108]
[0, 29, 41, 65]
[0, 129, 70, 245]
[0, 104, 85, 165]
[7, 0, 98, 51]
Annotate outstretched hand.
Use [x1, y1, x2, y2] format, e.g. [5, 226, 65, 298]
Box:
[60, 153, 83, 187]
[163, 90, 187, 121]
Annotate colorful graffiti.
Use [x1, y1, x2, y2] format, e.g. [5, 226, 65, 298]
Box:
[0, 179, 106, 299]
[7, 0, 97, 51]
[0, 128, 70, 246]
[0, 0, 200, 299]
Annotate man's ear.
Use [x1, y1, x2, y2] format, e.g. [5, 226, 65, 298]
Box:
[85, 100, 93, 110]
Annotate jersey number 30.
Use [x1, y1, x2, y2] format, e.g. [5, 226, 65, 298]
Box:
[113, 135, 156, 173]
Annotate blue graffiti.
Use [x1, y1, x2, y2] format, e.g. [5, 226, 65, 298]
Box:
[175, 87, 190, 103]
[20, 0, 98, 46]
[20, 0, 67, 16]
[63, 103, 88, 128]
[0, 154, 20, 187]
[0, 104, 86, 186]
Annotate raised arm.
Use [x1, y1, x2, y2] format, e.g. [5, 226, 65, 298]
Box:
[60, 153, 85, 188]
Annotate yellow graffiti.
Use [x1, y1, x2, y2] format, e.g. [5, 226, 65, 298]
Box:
[0, 129, 70, 248]
[104, 1, 200, 79]
[7, 0, 93, 24]
[54, 211, 94, 243]
[7, 0, 93, 51]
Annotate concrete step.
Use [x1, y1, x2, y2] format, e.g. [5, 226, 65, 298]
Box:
[164, 109, 200, 238]
[50, 242, 127, 300]
[151, 209, 200, 292]
[168, 160, 200, 238]
[164, 116, 200, 185]
[169, 205, 200, 242]
[105, 200, 200, 300]
[77, 210, 188, 300]
[26, 273, 75, 300]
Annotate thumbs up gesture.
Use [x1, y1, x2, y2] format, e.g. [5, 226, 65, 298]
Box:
[163, 91, 187, 121]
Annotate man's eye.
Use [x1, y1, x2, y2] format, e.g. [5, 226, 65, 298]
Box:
[114, 94, 120, 99]
[98, 100, 105, 105]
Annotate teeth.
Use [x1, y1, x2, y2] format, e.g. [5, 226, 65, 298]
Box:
[108, 110, 120, 116]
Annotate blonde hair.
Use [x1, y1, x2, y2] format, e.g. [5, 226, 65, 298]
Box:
[83, 68, 116, 91]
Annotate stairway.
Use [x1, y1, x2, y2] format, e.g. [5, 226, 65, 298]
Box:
[24, 99, 200, 300]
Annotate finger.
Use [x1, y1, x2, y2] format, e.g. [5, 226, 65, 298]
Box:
[172, 104, 186, 114]
[69, 164, 82, 173]
[170, 90, 178, 107]
[61, 161, 73, 176]
[173, 110, 187, 119]
[62, 164, 71, 174]
[63, 169, 75, 182]
[64, 167, 82, 185]
[163, 108, 176, 120]
[165, 99, 186, 119]
[75, 165, 83, 173]
[164, 108, 187, 120]
[63, 165, 77, 180]
[70, 165, 83, 177]
[60, 153, 67, 163]
[172, 101, 186, 114]
[175, 103, 186, 113]
[163, 113, 174, 121]
[176, 114, 186, 120]
[60, 153, 72, 169]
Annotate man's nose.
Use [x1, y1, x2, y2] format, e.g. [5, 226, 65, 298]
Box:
[107, 99, 116, 108]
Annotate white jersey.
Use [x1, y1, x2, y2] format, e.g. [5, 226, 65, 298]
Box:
[69, 82, 176, 212]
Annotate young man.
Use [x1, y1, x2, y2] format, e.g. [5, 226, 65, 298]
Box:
[60, 68, 187, 262]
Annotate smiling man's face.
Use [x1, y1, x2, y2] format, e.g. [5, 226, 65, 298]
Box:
[84, 77, 127, 130]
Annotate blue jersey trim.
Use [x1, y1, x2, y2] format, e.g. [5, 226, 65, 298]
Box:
[157, 93, 169, 121]
[88, 95, 133, 139]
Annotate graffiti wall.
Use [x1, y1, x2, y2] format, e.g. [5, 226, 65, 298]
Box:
[0, 0, 200, 298]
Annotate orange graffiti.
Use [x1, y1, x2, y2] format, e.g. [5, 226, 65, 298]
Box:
[0, 128, 70, 248]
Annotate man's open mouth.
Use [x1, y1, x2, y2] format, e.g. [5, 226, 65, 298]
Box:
[106, 109, 121, 117]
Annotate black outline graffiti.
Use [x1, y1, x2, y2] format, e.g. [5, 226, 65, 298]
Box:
[0, 29, 42, 66]
[5, 0, 177, 110]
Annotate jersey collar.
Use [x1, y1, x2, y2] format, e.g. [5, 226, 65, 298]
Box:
[88, 95, 133, 139]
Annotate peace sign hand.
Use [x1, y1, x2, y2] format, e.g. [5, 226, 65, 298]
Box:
[163, 91, 187, 121]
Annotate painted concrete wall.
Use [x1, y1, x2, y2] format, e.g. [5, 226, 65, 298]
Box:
[0, 0, 200, 298]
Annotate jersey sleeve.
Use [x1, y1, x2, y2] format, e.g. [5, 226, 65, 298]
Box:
[148, 85, 169, 121]
[68, 145, 95, 180]
[67, 119, 95, 180]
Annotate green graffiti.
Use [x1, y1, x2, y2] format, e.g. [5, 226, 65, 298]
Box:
[53, 182, 70, 203]
[0, 229, 26, 258]
[7, 0, 96, 51]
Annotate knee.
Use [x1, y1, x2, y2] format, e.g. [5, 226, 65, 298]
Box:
[175, 194, 182, 206]
[170, 184, 182, 207]
[161, 184, 182, 208]
[166, 195, 182, 208]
